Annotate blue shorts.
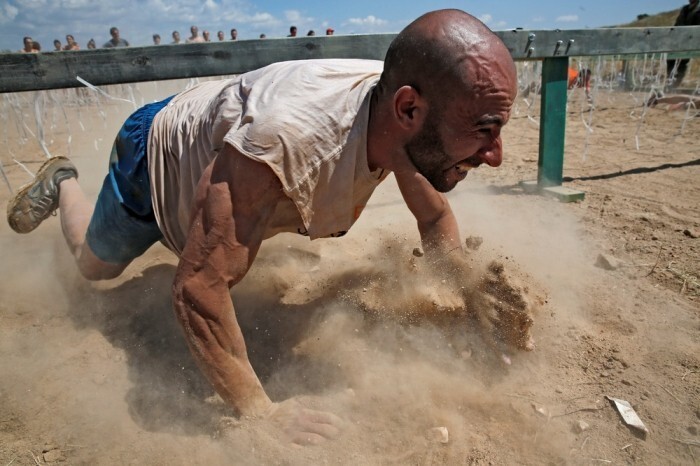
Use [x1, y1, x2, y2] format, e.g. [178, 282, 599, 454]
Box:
[85, 96, 173, 264]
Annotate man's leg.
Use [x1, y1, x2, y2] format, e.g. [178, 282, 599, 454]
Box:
[58, 178, 130, 280]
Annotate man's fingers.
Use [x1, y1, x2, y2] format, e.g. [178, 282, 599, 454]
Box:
[301, 408, 344, 427]
[298, 419, 341, 440]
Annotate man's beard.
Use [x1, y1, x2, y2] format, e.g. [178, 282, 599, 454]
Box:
[404, 117, 455, 193]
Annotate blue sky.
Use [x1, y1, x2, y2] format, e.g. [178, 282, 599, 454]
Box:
[0, 0, 685, 52]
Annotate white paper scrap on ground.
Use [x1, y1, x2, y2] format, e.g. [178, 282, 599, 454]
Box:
[606, 396, 649, 438]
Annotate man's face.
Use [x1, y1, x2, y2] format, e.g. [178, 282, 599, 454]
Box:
[173, 31, 180, 41]
[191, 26, 198, 36]
[111, 29, 119, 40]
[405, 73, 516, 193]
[24, 37, 33, 49]
[231, 29, 238, 39]
[218, 31, 225, 41]
[153, 36, 160, 45]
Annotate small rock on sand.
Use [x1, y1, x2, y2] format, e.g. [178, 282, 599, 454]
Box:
[412, 247, 424, 257]
[683, 229, 699, 239]
[43, 449, 65, 463]
[426, 426, 449, 444]
[573, 420, 590, 433]
[595, 253, 622, 270]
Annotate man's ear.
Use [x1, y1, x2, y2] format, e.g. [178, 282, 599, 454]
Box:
[393, 85, 427, 132]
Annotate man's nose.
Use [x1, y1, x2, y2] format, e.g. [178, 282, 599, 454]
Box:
[478, 137, 503, 167]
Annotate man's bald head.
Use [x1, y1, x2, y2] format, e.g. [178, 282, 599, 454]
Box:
[379, 9, 515, 106]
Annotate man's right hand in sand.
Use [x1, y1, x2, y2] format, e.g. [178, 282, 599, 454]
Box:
[264, 398, 345, 446]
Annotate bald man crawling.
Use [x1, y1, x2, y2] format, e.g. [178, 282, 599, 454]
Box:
[8, 9, 517, 444]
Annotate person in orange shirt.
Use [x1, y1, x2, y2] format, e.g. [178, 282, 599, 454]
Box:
[568, 67, 591, 100]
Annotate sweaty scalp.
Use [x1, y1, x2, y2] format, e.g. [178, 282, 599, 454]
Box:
[379, 9, 513, 105]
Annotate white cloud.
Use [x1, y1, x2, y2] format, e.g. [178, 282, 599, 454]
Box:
[0, 3, 19, 23]
[347, 15, 387, 27]
[531, 16, 545, 23]
[284, 9, 313, 24]
[478, 14, 492, 24]
[493, 20, 507, 29]
[556, 15, 579, 22]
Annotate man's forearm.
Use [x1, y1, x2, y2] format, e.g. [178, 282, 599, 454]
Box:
[173, 275, 272, 416]
[418, 208, 462, 258]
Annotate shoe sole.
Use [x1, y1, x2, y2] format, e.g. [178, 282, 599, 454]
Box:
[7, 156, 72, 233]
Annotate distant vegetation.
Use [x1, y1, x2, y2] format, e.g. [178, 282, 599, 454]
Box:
[613, 8, 680, 27]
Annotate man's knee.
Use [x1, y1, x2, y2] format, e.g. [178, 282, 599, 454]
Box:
[76, 244, 129, 281]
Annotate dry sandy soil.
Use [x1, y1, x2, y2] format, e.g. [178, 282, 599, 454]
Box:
[0, 75, 698, 465]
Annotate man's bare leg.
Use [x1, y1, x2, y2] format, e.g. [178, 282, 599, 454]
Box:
[58, 178, 129, 280]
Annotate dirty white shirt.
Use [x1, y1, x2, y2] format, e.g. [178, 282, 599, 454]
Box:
[148, 59, 387, 255]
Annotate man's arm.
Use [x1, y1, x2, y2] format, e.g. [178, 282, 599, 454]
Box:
[394, 169, 462, 259]
[172, 144, 284, 417]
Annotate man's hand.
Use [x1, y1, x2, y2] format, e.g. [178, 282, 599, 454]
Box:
[265, 397, 346, 446]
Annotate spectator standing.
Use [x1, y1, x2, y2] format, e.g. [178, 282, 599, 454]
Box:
[230, 28, 238, 40]
[31, 41, 41, 52]
[103, 27, 129, 48]
[288, 26, 297, 37]
[64, 35, 80, 51]
[153, 34, 161, 45]
[87, 38, 96, 49]
[667, 0, 700, 87]
[203, 30, 211, 42]
[217, 31, 225, 41]
[53, 39, 62, 51]
[19, 36, 36, 53]
[186, 25, 204, 43]
[171, 31, 181, 44]
[326, 28, 334, 35]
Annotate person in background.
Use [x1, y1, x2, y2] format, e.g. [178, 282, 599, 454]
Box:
[230, 28, 238, 40]
[31, 41, 41, 52]
[186, 25, 204, 43]
[63, 35, 80, 51]
[153, 34, 161, 45]
[171, 31, 181, 44]
[217, 31, 225, 41]
[259, 33, 266, 39]
[288, 25, 297, 37]
[667, 0, 700, 87]
[307, 30, 315, 36]
[19, 36, 36, 53]
[203, 30, 211, 42]
[53, 39, 62, 51]
[87, 38, 96, 49]
[103, 27, 129, 48]
[326, 28, 334, 35]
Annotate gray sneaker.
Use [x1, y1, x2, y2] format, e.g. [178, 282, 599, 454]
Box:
[7, 156, 78, 234]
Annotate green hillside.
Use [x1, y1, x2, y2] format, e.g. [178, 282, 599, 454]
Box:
[614, 9, 680, 27]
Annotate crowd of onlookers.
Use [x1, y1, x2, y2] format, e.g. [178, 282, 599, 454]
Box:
[18, 24, 336, 53]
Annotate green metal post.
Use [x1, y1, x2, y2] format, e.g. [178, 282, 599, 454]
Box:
[537, 57, 569, 187]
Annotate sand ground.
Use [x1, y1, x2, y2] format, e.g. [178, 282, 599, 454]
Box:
[0, 76, 698, 465]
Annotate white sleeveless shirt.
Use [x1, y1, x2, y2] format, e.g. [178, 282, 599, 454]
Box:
[148, 59, 387, 255]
